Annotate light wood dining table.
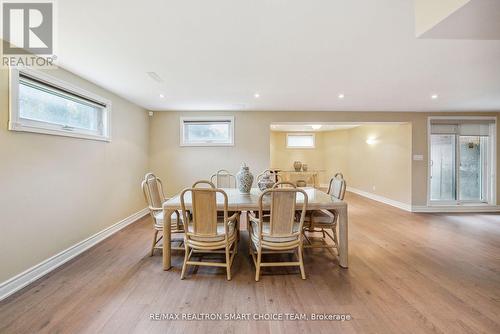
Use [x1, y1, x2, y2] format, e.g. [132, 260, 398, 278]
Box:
[162, 187, 348, 270]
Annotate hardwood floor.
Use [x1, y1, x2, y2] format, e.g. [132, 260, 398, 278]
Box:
[1, 193, 499, 334]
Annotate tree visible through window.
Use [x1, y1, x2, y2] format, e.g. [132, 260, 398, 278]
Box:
[9, 69, 111, 141]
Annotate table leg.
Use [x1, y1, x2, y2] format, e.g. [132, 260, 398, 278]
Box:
[163, 208, 174, 270]
[336, 206, 348, 268]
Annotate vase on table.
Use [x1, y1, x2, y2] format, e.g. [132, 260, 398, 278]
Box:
[257, 173, 275, 191]
[236, 163, 254, 194]
[302, 164, 308, 172]
[293, 161, 302, 172]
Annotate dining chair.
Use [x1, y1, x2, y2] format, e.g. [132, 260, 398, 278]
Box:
[210, 169, 236, 188]
[302, 173, 346, 252]
[271, 181, 296, 188]
[180, 180, 239, 280]
[141, 173, 184, 256]
[248, 182, 308, 281]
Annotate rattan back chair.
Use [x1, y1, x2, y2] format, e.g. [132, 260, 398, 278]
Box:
[327, 172, 347, 200]
[141, 173, 183, 256]
[210, 170, 236, 188]
[180, 180, 239, 280]
[248, 183, 308, 281]
[303, 172, 347, 254]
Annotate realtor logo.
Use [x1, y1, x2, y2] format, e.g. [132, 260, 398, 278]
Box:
[1, 1, 56, 68]
[2, 1, 53, 54]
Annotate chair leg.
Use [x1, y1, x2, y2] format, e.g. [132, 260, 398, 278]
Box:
[298, 245, 306, 280]
[234, 232, 239, 255]
[248, 236, 252, 256]
[180, 243, 189, 280]
[236, 214, 241, 242]
[255, 248, 262, 281]
[225, 245, 232, 281]
[150, 230, 159, 256]
[175, 210, 181, 230]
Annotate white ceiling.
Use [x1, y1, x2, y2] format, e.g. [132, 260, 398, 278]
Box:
[270, 124, 360, 132]
[56, 0, 500, 112]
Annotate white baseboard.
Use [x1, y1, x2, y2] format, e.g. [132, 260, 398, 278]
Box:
[0, 208, 148, 301]
[347, 186, 412, 212]
[346, 186, 500, 213]
[411, 205, 500, 213]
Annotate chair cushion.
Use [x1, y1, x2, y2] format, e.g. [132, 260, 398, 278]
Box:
[249, 219, 300, 243]
[153, 211, 183, 229]
[188, 221, 236, 242]
[304, 210, 335, 224]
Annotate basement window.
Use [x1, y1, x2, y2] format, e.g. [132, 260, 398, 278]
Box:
[287, 133, 315, 148]
[180, 116, 234, 146]
[9, 68, 111, 141]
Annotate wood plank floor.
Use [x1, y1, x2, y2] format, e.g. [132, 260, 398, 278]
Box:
[1, 193, 499, 334]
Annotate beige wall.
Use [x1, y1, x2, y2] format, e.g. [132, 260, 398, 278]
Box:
[149, 111, 500, 207]
[0, 68, 149, 283]
[270, 124, 412, 204]
[149, 111, 270, 196]
[347, 124, 412, 204]
[269, 129, 351, 186]
[322, 130, 350, 182]
[270, 131, 330, 184]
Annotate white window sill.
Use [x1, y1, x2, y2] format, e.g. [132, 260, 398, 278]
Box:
[9, 122, 111, 142]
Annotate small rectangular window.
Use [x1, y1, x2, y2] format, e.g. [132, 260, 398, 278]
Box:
[287, 133, 315, 148]
[180, 116, 234, 146]
[9, 69, 111, 141]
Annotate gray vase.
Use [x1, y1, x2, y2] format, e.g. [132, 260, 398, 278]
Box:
[293, 161, 302, 172]
[236, 163, 254, 194]
[257, 173, 275, 191]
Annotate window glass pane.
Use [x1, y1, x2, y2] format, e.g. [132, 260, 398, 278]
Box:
[19, 80, 103, 132]
[287, 134, 314, 148]
[459, 136, 486, 201]
[430, 135, 456, 201]
[184, 122, 230, 143]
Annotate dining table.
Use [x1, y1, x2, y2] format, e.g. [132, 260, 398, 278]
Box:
[162, 187, 348, 270]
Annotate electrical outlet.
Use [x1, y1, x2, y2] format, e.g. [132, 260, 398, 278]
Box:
[372, 185, 376, 191]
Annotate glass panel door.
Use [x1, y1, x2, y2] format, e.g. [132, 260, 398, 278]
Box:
[458, 136, 487, 202]
[430, 135, 456, 201]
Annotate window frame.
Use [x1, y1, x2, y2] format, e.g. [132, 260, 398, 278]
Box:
[286, 132, 316, 149]
[179, 116, 235, 147]
[9, 68, 112, 142]
[427, 116, 497, 206]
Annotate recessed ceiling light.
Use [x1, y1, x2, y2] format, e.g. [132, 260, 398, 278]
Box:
[254, 93, 260, 98]
[431, 94, 438, 100]
[311, 124, 322, 130]
[338, 93, 345, 99]
[159, 94, 165, 98]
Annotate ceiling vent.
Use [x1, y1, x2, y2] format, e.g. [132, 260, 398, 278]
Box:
[146, 72, 163, 83]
